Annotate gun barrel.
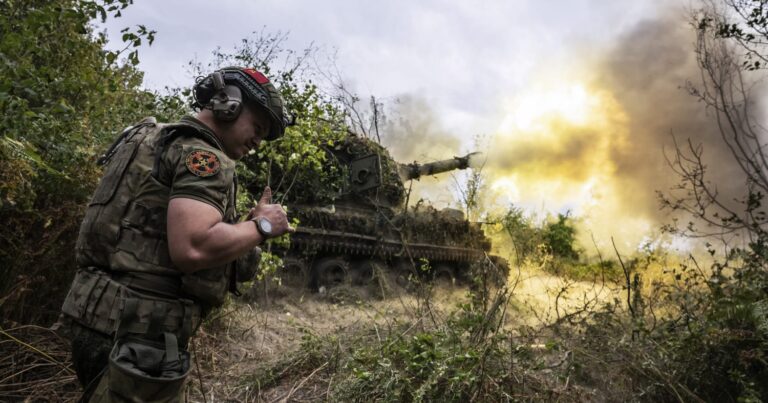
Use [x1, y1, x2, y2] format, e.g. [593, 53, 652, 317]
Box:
[399, 152, 481, 180]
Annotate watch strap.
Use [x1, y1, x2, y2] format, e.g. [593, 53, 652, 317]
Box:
[252, 217, 270, 238]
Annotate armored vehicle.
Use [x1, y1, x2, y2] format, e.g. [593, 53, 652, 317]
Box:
[270, 135, 508, 290]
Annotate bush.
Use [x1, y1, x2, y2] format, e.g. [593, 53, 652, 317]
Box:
[0, 0, 163, 325]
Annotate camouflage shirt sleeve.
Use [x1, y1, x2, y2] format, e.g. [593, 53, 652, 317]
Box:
[165, 137, 235, 217]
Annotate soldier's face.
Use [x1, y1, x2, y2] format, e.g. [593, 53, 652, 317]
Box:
[219, 106, 272, 160]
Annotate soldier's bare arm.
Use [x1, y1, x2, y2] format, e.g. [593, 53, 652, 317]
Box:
[167, 188, 293, 273]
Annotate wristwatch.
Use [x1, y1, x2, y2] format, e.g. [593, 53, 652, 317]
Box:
[253, 216, 274, 238]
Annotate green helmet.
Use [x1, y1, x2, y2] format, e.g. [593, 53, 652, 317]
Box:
[193, 67, 295, 140]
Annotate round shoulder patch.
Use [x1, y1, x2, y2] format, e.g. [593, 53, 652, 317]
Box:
[185, 150, 221, 177]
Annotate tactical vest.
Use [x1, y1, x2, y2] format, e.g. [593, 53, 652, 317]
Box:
[75, 116, 237, 307]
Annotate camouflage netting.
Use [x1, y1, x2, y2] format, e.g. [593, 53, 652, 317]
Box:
[294, 202, 491, 251]
[294, 206, 379, 234]
[331, 136, 405, 208]
[244, 149, 345, 206]
[249, 134, 404, 207]
[394, 204, 491, 249]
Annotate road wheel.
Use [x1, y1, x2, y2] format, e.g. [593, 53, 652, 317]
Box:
[312, 257, 349, 291]
[349, 259, 386, 286]
[432, 264, 457, 287]
[280, 257, 309, 289]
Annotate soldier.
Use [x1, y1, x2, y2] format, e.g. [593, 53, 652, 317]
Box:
[56, 67, 294, 402]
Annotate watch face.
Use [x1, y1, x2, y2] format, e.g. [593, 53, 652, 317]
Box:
[259, 217, 273, 234]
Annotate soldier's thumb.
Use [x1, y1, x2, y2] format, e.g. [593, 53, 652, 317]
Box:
[258, 186, 272, 205]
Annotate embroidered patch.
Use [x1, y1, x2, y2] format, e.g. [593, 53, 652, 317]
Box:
[185, 150, 221, 177]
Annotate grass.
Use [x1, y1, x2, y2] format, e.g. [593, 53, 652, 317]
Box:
[2, 254, 766, 402]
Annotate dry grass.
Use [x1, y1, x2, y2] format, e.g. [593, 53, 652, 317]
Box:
[186, 285, 448, 402]
[0, 268, 631, 402]
[182, 274, 605, 402]
[0, 324, 79, 402]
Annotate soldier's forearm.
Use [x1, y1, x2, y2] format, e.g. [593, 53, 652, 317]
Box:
[173, 220, 265, 273]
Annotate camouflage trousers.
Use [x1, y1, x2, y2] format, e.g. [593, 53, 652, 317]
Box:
[70, 322, 112, 400]
[60, 268, 196, 402]
[69, 322, 190, 403]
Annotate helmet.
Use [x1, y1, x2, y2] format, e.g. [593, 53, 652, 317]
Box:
[193, 67, 294, 141]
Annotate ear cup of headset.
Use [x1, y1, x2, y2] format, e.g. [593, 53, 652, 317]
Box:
[193, 71, 244, 122]
[193, 71, 225, 106]
[211, 85, 243, 121]
[193, 75, 216, 106]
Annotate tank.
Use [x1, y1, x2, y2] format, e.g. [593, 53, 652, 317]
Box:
[269, 135, 509, 291]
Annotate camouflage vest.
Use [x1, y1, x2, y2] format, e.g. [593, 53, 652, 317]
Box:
[75, 116, 237, 307]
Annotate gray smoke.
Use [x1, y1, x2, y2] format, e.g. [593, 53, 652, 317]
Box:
[380, 95, 469, 207]
[601, 16, 748, 223]
[380, 95, 463, 163]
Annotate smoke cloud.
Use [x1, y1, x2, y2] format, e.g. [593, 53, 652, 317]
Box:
[381, 95, 468, 207]
[377, 13, 754, 255]
[476, 15, 751, 253]
[381, 95, 463, 162]
[602, 18, 745, 220]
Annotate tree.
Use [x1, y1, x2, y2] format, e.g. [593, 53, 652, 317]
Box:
[453, 135, 486, 223]
[542, 213, 579, 261]
[654, 1, 768, 399]
[500, 206, 540, 265]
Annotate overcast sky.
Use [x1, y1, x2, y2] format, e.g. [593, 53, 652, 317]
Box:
[102, 0, 676, 137]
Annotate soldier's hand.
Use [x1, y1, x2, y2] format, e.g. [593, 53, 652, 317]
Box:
[247, 186, 295, 237]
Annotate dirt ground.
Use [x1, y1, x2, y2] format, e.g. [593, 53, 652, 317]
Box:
[183, 268, 618, 402]
[186, 280, 473, 402]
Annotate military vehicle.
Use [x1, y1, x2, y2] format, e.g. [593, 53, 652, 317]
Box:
[269, 135, 508, 291]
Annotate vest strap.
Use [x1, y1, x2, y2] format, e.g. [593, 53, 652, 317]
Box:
[164, 332, 179, 363]
[117, 297, 139, 339]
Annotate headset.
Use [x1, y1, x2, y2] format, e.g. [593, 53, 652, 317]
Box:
[193, 70, 244, 121]
[192, 67, 296, 140]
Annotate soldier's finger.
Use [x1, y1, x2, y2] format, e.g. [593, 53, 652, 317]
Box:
[258, 186, 272, 205]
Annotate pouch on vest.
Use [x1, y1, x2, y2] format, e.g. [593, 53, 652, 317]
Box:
[61, 268, 201, 342]
[181, 266, 230, 307]
[180, 249, 260, 306]
[91, 124, 151, 206]
[60, 267, 123, 335]
[90, 334, 189, 403]
[236, 246, 262, 283]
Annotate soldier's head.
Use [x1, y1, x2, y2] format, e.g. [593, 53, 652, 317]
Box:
[193, 67, 293, 159]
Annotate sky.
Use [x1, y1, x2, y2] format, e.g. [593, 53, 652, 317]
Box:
[101, 0, 751, 255]
[104, 0, 668, 136]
